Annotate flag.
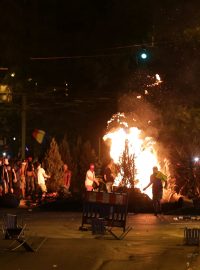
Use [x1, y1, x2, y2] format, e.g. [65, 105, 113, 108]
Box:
[32, 129, 46, 144]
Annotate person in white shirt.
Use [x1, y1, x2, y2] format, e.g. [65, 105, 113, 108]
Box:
[85, 163, 99, 191]
[36, 162, 50, 196]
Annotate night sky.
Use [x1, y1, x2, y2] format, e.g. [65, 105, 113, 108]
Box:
[1, 0, 200, 150]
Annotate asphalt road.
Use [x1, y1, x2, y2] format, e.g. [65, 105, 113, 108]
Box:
[0, 210, 200, 270]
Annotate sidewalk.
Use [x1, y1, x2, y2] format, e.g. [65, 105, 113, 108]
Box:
[0, 211, 199, 270]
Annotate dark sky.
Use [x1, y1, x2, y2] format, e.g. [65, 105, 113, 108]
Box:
[1, 0, 200, 147]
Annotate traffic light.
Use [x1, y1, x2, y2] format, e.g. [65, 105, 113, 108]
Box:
[140, 51, 148, 60]
[139, 49, 149, 60]
[136, 48, 151, 64]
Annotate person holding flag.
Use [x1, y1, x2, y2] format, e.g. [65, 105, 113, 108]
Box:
[143, 166, 167, 216]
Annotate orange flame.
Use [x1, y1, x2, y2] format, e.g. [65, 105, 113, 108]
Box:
[103, 118, 160, 198]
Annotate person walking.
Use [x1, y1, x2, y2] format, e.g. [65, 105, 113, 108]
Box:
[85, 163, 99, 191]
[143, 166, 167, 216]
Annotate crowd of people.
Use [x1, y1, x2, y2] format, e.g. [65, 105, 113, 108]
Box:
[0, 156, 72, 201]
[0, 155, 167, 215]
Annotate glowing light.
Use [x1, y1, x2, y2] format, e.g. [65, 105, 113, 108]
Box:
[136, 95, 142, 99]
[10, 72, 15, 77]
[194, 157, 199, 162]
[103, 115, 160, 198]
[13, 137, 16, 141]
[2, 152, 6, 157]
[141, 53, 147, 59]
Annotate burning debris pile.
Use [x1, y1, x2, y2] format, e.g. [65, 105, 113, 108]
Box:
[102, 73, 194, 208]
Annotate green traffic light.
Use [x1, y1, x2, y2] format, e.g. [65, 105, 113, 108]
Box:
[140, 52, 148, 59]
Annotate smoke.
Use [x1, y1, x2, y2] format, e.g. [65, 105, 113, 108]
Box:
[118, 93, 159, 137]
[116, 92, 172, 176]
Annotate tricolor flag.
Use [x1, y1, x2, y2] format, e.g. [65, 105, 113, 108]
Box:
[32, 129, 46, 144]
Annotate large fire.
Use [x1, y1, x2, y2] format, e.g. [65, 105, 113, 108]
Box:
[103, 113, 160, 198]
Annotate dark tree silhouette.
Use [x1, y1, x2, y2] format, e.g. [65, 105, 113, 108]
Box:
[44, 137, 63, 192]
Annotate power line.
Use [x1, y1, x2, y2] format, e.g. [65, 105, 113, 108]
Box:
[30, 52, 126, 60]
[30, 37, 189, 61]
[30, 41, 157, 61]
[101, 41, 155, 51]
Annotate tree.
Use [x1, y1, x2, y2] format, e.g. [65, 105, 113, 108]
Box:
[59, 135, 72, 167]
[70, 136, 82, 193]
[80, 141, 97, 176]
[44, 137, 63, 192]
[159, 102, 200, 197]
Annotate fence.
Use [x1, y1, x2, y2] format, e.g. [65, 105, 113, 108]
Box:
[81, 191, 129, 232]
[184, 227, 200, 245]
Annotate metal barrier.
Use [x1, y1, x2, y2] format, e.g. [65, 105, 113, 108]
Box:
[81, 191, 129, 232]
[184, 227, 200, 245]
[91, 218, 106, 235]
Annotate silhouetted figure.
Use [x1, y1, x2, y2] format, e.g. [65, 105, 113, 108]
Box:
[26, 156, 35, 196]
[20, 160, 27, 199]
[104, 160, 115, 193]
[143, 166, 167, 216]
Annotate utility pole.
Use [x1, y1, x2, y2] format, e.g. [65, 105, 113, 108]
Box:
[21, 94, 26, 160]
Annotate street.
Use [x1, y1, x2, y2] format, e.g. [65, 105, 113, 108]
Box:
[0, 210, 200, 270]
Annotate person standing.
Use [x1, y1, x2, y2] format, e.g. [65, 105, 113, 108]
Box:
[104, 160, 115, 193]
[2, 158, 10, 194]
[26, 156, 35, 196]
[85, 163, 99, 191]
[63, 164, 71, 192]
[20, 160, 27, 199]
[36, 162, 50, 197]
[143, 166, 167, 216]
[8, 161, 17, 194]
[13, 160, 21, 198]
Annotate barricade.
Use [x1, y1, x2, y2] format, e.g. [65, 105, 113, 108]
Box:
[81, 191, 129, 232]
[184, 227, 200, 246]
